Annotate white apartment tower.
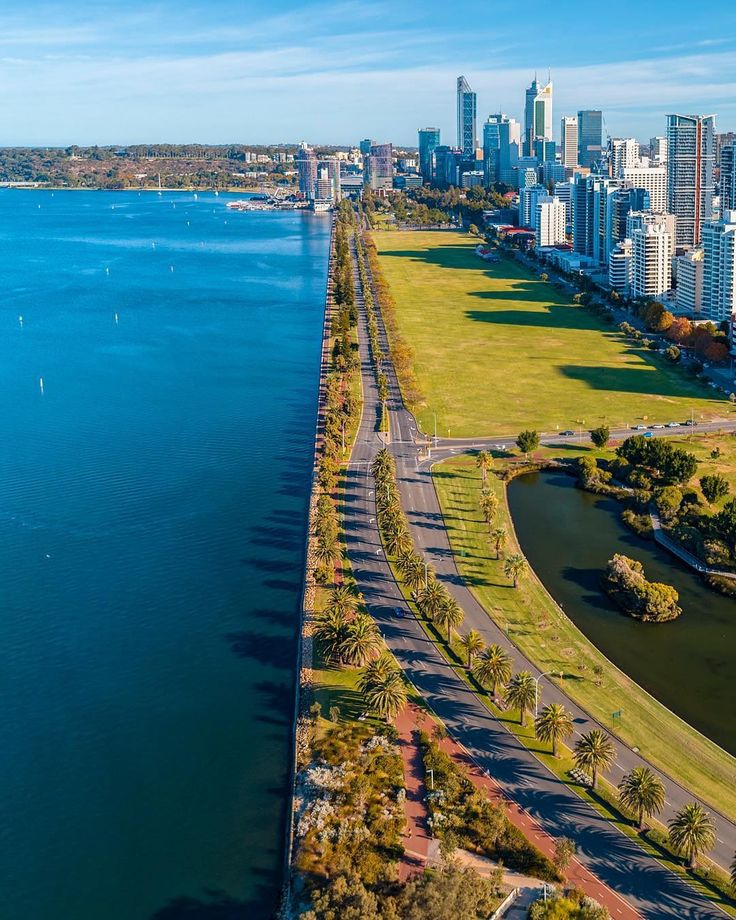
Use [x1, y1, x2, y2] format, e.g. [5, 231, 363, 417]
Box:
[610, 138, 640, 177]
[621, 165, 668, 213]
[667, 114, 716, 247]
[535, 197, 567, 247]
[632, 223, 672, 299]
[609, 239, 633, 293]
[560, 116, 578, 167]
[701, 211, 736, 323]
[675, 248, 704, 314]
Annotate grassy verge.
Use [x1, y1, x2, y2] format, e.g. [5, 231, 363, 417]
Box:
[431, 455, 736, 821]
[372, 230, 726, 437]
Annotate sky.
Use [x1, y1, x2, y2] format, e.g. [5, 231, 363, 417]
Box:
[2, 0, 736, 147]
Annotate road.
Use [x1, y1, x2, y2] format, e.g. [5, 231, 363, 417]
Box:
[343, 233, 735, 919]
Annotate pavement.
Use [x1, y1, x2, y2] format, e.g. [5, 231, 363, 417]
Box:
[343, 232, 735, 919]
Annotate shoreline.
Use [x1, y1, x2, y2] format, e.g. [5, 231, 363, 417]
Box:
[0, 184, 288, 193]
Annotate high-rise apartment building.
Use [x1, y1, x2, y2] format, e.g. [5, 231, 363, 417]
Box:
[632, 223, 672, 299]
[650, 136, 668, 164]
[701, 211, 736, 323]
[457, 76, 477, 158]
[675, 248, 704, 314]
[666, 113, 716, 247]
[418, 128, 440, 183]
[560, 116, 578, 167]
[720, 141, 736, 213]
[534, 196, 567, 247]
[295, 142, 318, 199]
[318, 157, 341, 202]
[609, 239, 633, 293]
[553, 180, 574, 226]
[364, 143, 393, 191]
[494, 115, 522, 186]
[621, 165, 668, 213]
[524, 77, 553, 156]
[610, 138, 640, 177]
[577, 110, 603, 169]
[518, 184, 547, 227]
[572, 173, 620, 264]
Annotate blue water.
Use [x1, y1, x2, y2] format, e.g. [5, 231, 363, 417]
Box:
[0, 190, 329, 919]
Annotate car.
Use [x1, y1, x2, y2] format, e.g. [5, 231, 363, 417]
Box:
[666, 421, 681, 428]
[393, 607, 405, 618]
[632, 424, 647, 430]
[643, 431, 653, 438]
[649, 424, 665, 429]
[560, 429, 575, 436]
[683, 419, 699, 426]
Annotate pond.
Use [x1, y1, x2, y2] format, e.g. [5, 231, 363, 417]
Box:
[507, 470, 735, 754]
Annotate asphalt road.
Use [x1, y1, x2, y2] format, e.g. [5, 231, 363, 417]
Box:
[344, 234, 735, 918]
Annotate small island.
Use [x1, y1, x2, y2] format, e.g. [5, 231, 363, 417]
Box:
[602, 553, 682, 622]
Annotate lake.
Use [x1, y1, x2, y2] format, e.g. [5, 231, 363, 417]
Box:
[0, 190, 329, 918]
[508, 470, 735, 754]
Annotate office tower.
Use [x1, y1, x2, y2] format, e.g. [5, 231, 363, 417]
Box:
[461, 171, 485, 189]
[610, 138, 640, 177]
[359, 138, 374, 155]
[572, 173, 620, 264]
[666, 114, 716, 247]
[318, 157, 341, 202]
[621, 164, 667, 213]
[541, 161, 566, 185]
[701, 211, 736, 322]
[518, 184, 547, 227]
[364, 143, 393, 191]
[535, 196, 567, 247]
[609, 239, 633, 293]
[720, 141, 736, 212]
[578, 110, 603, 169]
[483, 118, 501, 185]
[457, 76, 477, 157]
[524, 77, 553, 156]
[433, 146, 462, 188]
[418, 128, 440, 182]
[534, 138, 556, 162]
[716, 132, 736, 164]
[516, 157, 540, 190]
[632, 222, 672, 298]
[650, 136, 668, 163]
[553, 180, 573, 225]
[295, 142, 318, 199]
[675, 248, 704, 314]
[485, 114, 522, 186]
[560, 116, 578, 167]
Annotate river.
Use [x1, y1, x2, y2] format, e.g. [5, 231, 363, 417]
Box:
[0, 190, 329, 918]
[508, 470, 735, 754]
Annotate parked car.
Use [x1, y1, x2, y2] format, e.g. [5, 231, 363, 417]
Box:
[643, 431, 654, 438]
[666, 421, 681, 428]
[632, 424, 647, 430]
[560, 429, 575, 436]
[649, 424, 665, 429]
[683, 419, 699, 426]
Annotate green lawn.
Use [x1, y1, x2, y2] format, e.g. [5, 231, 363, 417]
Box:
[373, 231, 727, 437]
[432, 455, 736, 820]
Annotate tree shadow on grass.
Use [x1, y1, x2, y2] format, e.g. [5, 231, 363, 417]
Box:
[559, 364, 720, 401]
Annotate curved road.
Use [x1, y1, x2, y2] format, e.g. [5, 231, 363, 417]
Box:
[344, 234, 735, 919]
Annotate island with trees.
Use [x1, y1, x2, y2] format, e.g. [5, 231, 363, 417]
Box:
[602, 554, 682, 622]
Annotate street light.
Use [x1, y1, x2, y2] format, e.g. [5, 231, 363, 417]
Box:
[534, 670, 563, 717]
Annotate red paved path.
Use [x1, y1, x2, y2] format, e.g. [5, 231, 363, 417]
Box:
[396, 703, 642, 918]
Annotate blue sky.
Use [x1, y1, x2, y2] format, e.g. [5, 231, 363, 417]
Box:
[2, 0, 736, 146]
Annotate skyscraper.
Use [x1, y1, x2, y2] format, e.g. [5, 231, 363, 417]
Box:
[364, 143, 393, 191]
[572, 172, 620, 264]
[667, 114, 715, 247]
[456, 76, 477, 157]
[418, 128, 440, 183]
[720, 141, 736, 213]
[295, 142, 318, 199]
[578, 110, 603, 169]
[560, 116, 578, 167]
[621, 164, 667, 213]
[701, 211, 736, 323]
[632, 223, 672, 299]
[609, 138, 640, 177]
[524, 77, 553, 157]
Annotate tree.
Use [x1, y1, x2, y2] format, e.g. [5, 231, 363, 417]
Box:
[505, 670, 537, 725]
[399, 864, 502, 919]
[664, 345, 681, 363]
[340, 613, 384, 667]
[535, 703, 574, 757]
[655, 485, 683, 522]
[473, 644, 512, 699]
[313, 608, 350, 663]
[574, 730, 616, 789]
[667, 316, 693, 343]
[491, 526, 507, 558]
[504, 553, 527, 588]
[439, 829, 459, 863]
[480, 490, 499, 528]
[730, 853, 736, 893]
[325, 584, 358, 620]
[365, 670, 408, 722]
[668, 803, 716, 868]
[517, 429, 540, 458]
[468, 223, 479, 236]
[385, 526, 412, 557]
[618, 766, 666, 831]
[700, 473, 729, 505]
[590, 426, 610, 449]
[476, 450, 492, 482]
[315, 534, 340, 567]
[418, 579, 450, 620]
[553, 837, 577, 873]
[357, 653, 396, 694]
[433, 597, 465, 643]
[459, 629, 485, 669]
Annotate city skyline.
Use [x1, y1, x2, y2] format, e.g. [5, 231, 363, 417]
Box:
[3, 0, 736, 145]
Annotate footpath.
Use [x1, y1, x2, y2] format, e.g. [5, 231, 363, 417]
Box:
[396, 703, 642, 919]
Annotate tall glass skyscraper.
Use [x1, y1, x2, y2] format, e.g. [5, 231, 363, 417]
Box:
[418, 128, 440, 183]
[667, 114, 716, 247]
[456, 76, 477, 158]
[524, 77, 553, 156]
[577, 110, 603, 169]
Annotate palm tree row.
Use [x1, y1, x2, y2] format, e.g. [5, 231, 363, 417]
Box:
[313, 585, 384, 667]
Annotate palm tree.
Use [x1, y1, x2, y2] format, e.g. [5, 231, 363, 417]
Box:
[535, 703, 574, 757]
[385, 526, 412, 558]
[365, 671, 407, 723]
[491, 527, 507, 559]
[325, 584, 357, 619]
[503, 553, 527, 588]
[473, 644, 512, 699]
[371, 448, 394, 479]
[395, 548, 417, 576]
[476, 450, 492, 482]
[668, 803, 716, 868]
[314, 534, 340, 567]
[618, 767, 666, 831]
[340, 613, 384, 667]
[574, 729, 616, 790]
[434, 597, 464, 643]
[313, 608, 350, 663]
[459, 629, 485, 669]
[418, 579, 449, 620]
[730, 853, 736, 893]
[404, 557, 428, 593]
[505, 671, 537, 725]
[357, 653, 396, 694]
[480, 491, 499, 528]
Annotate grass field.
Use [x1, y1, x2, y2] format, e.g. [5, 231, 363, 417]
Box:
[432, 455, 736, 820]
[373, 231, 727, 437]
